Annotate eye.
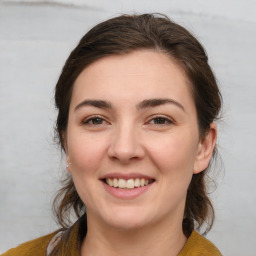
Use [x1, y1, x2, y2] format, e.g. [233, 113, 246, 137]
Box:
[82, 116, 107, 126]
[148, 116, 174, 126]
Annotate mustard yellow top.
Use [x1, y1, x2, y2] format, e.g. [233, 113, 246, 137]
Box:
[1, 225, 222, 256]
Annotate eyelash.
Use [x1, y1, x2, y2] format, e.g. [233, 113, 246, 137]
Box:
[147, 116, 174, 126]
[82, 116, 107, 126]
[81, 115, 174, 127]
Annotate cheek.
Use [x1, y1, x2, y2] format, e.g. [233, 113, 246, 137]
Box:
[67, 131, 108, 174]
[145, 131, 199, 174]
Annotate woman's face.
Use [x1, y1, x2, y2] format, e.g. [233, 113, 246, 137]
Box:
[65, 50, 216, 230]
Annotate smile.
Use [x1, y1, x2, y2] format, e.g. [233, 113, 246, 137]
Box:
[104, 178, 154, 189]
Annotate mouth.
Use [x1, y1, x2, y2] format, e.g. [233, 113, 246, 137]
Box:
[102, 178, 155, 189]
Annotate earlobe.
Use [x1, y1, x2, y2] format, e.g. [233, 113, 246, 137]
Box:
[193, 123, 217, 174]
[62, 131, 72, 173]
[66, 162, 72, 173]
[65, 154, 72, 173]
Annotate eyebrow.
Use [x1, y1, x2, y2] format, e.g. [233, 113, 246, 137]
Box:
[74, 99, 112, 111]
[136, 98, 185, 112]
[74, 98, 185, 112]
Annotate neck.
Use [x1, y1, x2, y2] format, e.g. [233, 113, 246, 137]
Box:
[81, 213, 187, 256]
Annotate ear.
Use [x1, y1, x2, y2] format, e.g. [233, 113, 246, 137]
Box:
[62, 131, 71, 173]
[193, 123, 217, 174]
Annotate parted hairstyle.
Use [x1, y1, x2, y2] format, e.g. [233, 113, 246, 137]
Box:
[53, 13, 222, 238]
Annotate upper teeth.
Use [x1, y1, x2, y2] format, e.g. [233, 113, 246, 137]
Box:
[106, 178, 151, 189]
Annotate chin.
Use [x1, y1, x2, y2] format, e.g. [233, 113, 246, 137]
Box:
[101, 208, 151, 230]
[107, 218, 147, 230]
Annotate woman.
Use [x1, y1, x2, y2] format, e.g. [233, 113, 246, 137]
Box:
[2, 14, 222, 256]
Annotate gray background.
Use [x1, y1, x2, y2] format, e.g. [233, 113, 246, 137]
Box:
[0, 0, 256, 255]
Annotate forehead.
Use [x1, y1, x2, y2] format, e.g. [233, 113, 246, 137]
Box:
[71, 50, 195, 111]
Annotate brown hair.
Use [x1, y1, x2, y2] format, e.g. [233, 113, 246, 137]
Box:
[53, 13, 222, 238]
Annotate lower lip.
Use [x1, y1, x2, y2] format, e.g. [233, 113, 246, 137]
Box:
[102, 181, 154, 199]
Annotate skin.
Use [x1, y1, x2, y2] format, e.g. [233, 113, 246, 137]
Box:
[64, 50, 217, 256]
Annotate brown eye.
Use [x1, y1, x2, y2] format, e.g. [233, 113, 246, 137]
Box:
[150, 117, 173, 125]
[90, 118, 104, 125]
[83, 116, 106, 125]
[153, 118, 168, 124]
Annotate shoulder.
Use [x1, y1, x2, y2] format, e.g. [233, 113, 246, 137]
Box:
[0, 231, 58, 256]
[179, 231, 223, 256]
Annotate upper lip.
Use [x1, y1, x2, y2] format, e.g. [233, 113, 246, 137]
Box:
[100, 173, 155, 180]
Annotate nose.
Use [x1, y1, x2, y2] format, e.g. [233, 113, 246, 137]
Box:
[107, 123, 145, 163]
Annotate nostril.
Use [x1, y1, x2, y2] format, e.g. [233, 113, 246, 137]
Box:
[107, 133, 146, 162]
